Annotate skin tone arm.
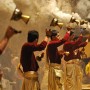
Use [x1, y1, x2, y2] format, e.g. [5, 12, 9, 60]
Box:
[0, 26, 16, 54]
[44, 36, 49, 42]
[44, 29, 51, 42]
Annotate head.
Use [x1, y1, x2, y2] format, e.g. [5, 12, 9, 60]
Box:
[66, 25, 75, 41]
[66, 30, 75, 41]
[50, 30, 59, 40]
[27, 30, 39, 43]
[66, 25, 73, 31]
[72, 36, 79, 41]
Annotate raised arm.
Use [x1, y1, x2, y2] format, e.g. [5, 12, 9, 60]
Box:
[0, 26, 16, 54]
[49, 31, 70, 47]
[33, 29, 50, 51]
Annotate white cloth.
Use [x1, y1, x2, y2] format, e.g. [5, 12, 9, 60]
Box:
[0, 78, 12, 90]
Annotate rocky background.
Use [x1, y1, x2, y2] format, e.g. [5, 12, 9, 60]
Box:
[0, 0, 90, 90]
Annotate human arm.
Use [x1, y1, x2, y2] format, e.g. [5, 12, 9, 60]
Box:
[78, 39, 88, 48]
[33, 29, 50, 51]
[0, 26, 16, 54]
[74, 38, 88, 51]
[73, 34, 83, 45]
[49, 31, 70, 47]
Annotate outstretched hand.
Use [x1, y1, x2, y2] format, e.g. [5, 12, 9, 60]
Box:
[46, 29, 52, 37]
[5, 26, 16, 39]
[5, 26, 21, 39]
[86, 39, 89, 43]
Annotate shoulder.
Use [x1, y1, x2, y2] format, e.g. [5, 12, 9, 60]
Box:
[48, 40, 59, 45]
[21, 43, 34, 50]
[22, 42, 33, 47]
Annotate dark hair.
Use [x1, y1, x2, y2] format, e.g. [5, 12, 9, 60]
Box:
[70, 31, 74, 36]
[50, 30, 58, 39]
[73, 36, 78, 41]
[27, 30, 39, 42]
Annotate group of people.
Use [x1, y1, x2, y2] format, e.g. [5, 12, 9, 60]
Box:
[18, 25, 88, 90]
[0, 25, 89, 90]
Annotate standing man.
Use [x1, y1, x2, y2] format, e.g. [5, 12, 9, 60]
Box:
[46, 29, 70, 90]
[0, 26, 16, 55]
[19, 30, 49, 90]
[63, 32, 88, 90]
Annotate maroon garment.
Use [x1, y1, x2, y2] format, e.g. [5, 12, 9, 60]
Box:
[78, 42, 87, 48]
[47, 32, 70, 64]
[20, 41, 47, 72]
[74, 42, 87, 59]
[63, 36, 87, 61]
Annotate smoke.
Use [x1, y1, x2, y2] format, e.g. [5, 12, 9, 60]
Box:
[0, 0, 90, 89]
[76, 0, 90, 31]
[76, 0, 90, 19]
[14, 0, 31, 6]
[0, 0, 90, 30]
[12, 0, 90, 33]
[39, 0, 72, 23]
[11, 57, 19, 66]
[0, 0, 16, 31]
[13, 0, 81, 24]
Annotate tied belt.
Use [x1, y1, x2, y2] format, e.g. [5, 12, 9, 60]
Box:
[49, 63, 64, 84]
[24, 71, 38, 80]
[50, 63, 63, 77]
[17, 64, 38, 80]
[50, 63, 61, 69]
[66, 59, 80, 64]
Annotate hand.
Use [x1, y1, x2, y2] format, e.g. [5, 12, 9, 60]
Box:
[41, 52, 44, 58]
[66, 26, 72, 31]
[80, 33, 83, 36]
[58, 50, 65, 55]
[46, 29, 52, 37]
[86, 39, 89, 43]
[67, 31, 71, 34]
[4, 26, 16, 39]
[65, 51, 70, 56]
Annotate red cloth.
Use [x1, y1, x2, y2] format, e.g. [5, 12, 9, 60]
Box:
[47, 32, 70, 64]
[63, 36, 87, 61]
[20, 41, 47, 72]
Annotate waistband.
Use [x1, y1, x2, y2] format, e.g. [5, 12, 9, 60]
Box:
[24, 71, 38, 79]
[66, 59, 80, 64]
[17, 64, 38, 79]
[50, 63, 61, 69]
